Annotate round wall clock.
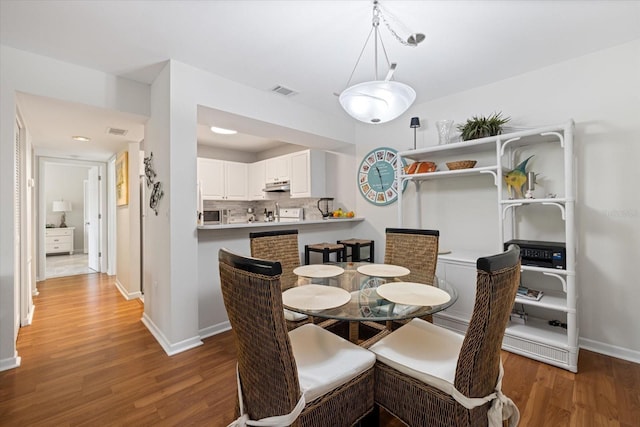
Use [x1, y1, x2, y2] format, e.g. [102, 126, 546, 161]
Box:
[358, 147, 407, 206]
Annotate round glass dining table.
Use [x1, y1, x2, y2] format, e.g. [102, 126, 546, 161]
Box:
[285, 262, 458, 323]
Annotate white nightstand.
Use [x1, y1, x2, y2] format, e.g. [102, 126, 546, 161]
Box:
[45, 227, 75, 255]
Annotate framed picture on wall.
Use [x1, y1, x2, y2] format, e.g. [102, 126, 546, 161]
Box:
[116, 151, 129, 206]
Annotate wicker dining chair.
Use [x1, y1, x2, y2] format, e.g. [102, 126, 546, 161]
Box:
[369, 245, 522, 427]
[249, 229, 309, 330]
[218, 248, 376, 427]
[384, 228, 439, 286]
[383, 227, 440, 327]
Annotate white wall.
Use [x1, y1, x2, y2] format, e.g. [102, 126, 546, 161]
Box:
[141, 59, 358, 354]
[355, 39, 640, 361]
[0, 45, 150, 370]
[115, 144, 142, 300]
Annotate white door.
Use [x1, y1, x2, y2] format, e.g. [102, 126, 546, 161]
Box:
[87, 167, 100, 271]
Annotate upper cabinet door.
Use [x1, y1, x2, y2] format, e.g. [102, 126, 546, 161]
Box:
[198, 158, 225, 200]
[224, 161, 248, 200]
[248, 160, 266, 200]
[290, 150, 327, 198]
[265, 154, 290, 183]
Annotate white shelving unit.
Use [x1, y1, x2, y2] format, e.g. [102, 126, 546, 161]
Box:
[396, 120, 578, 372]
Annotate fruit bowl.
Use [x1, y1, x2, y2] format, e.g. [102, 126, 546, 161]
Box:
[446, 160, 477, 170]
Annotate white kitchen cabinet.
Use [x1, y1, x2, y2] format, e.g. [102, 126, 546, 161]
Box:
[224, 161, 248, 200]
[397, 120, 577, 372]
[290, 149, 327, 198]
[46, 227, 75, 255]
[197, 158, 248, 200]
[264, 154, 290, 184]
[248, 160, 266, 200]
[197, 158, 225, 199]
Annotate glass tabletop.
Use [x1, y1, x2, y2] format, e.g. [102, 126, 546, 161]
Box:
[285, 262, 458, 322]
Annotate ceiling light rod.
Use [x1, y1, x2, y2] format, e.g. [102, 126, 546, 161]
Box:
[338, 0, 423, 124]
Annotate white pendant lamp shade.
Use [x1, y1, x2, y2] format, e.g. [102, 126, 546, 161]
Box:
[339, 80, 416, 124]
[338, 1, 423, 124]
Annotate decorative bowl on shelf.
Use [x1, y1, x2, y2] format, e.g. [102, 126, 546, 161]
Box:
[446, 160, 477, 170]
[404, 161, 437, 174]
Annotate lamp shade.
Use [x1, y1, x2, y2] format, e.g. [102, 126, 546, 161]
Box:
[52, 200, 72, 212]
[410, 117, 421, 128]
[339, 81, 416, 124]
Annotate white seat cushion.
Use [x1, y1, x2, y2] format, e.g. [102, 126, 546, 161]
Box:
[289, 323, 375, 402]
[369, 318, 463, 395]
[284, 308, 308, 322]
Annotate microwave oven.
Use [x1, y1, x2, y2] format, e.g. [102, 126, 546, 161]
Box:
[202, 209, 228, 225]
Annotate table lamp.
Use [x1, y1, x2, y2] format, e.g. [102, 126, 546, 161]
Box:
[52, 200, 72, 228]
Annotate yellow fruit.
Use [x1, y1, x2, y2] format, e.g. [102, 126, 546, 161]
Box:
[333, 211, 340, 218]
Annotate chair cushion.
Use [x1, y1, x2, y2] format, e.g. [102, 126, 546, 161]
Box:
[284, 308, 308, 322]
[369, 318, 463, 395]
[289, 323, 375, 402]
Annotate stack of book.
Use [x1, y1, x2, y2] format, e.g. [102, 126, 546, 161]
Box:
[517, 285, 544, 301]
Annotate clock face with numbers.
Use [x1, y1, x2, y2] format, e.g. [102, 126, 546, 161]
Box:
[358, 147, 406, 206]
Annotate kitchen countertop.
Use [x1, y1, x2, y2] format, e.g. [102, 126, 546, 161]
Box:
[197, 217, 364, 230]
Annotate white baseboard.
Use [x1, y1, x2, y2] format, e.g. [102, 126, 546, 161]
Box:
[114, 278, 142, 301]
[0, 353, 21, 372]
[22, 304, 35, 326]
[579, 337, 640, 365]
[141, 313, 203, 356]
[199, 321, 231, 340]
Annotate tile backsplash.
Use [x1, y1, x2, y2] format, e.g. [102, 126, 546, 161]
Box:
[202, 198, 330, 221]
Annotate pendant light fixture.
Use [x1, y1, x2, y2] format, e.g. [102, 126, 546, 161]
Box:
[339, 0, 424, 124]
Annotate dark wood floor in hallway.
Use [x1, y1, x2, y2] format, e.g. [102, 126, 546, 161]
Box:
[1, 273, 638, 426]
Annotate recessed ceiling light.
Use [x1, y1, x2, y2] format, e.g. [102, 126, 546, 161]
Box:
[72, 136, 91, 142]
[210, 126, 237, 135]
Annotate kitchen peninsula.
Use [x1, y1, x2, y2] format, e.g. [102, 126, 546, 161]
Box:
[197, 217, 363, 230]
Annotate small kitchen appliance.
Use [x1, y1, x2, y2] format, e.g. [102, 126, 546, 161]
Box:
[317, 198, 334, 219]
[278, 207, 304, 222]
[202, 209, 228, 225]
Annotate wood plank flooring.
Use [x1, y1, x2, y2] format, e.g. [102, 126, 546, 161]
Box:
[1, 273, 638, 426]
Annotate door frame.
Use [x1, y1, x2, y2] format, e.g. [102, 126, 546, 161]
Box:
[36, 156, 110, 281]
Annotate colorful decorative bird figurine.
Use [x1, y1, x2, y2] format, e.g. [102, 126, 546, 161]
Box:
[504, 155, 534, 199]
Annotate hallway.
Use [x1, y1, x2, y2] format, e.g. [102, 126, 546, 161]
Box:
[45, 253, 95, 278]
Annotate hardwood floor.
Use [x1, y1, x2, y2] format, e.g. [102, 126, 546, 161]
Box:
[1, 274, 638, 426]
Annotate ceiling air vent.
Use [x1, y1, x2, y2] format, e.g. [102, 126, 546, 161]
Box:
[107, 127, 128, 136]
[271, 85, 297, 96]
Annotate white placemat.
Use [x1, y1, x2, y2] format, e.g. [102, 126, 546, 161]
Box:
[356, 263, 410, 278]
[376, 282, 451, 306]
[293, 264, 345, 278]
[282, 285, 351, 310]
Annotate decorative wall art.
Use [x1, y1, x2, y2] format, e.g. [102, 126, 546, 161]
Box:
[358, 147, 407, 206]
[116, 151, 129, 206]
[143, 152, 164, 215]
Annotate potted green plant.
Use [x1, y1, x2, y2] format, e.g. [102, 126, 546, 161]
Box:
[457, 112, 510, 141]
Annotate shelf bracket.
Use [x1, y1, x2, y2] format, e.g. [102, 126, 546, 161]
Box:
[540, 131, 564, 148]
[502, 203, 522, 219]
[500, 137, 522, 157]
[542, 202, 566, 220]
[543, 271, 567, 293]
[480, 169, 498, 185]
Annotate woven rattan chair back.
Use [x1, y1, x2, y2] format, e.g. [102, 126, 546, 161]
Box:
[384, 228, 439, 285]
[218, 248, 301, 422]
[454, 245, 521, 399]
[250, 229, 300, 291]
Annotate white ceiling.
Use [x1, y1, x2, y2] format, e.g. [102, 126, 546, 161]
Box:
[2, 1, 639, 160]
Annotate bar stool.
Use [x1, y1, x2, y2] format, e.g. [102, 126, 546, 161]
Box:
[338, 238, 374, 263]
[304, 242, 345, 264]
